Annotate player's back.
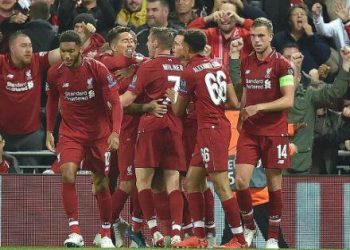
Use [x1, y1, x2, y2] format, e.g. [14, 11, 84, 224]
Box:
[48, 58, 113, 141]
[129, 55, 184, 133]
[182, 55, 230, 129]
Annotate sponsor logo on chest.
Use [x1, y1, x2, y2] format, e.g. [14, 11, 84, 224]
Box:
[5, 70, 35, 92]
[245, 67, 274, 90]
[62, 77, 96, 102]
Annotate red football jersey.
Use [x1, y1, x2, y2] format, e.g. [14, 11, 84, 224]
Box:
[128, 55, 184, 133]
[241, 50, 293, 136]
[0, 53, 49, 135]
[100, 54, 143, 136]
[179, 55, 231, 129]
[46, 57, 122, 141]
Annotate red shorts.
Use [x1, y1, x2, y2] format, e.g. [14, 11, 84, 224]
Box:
[236, 132, 290, 169]
[117, 133, 137, 181]
[190, 127, 231, 173]
[56, 136, 110, 176]
[134, 128, 186, 171]
[183, 120, 197, 169]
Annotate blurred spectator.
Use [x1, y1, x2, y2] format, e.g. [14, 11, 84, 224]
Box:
[273, 3, 338, 75]
[169, 0, 198, 28]
[312, 1, 350, 51]
[58, 0, 116, 37]
[0, 31, 61, 166]
[283, 43, 350, 175]
[188, 2, 253, 71]
[136, 0, 182, 56]
[22, 1, 57, 52]
[313, 101, 350, 171]
[262, 0, 290, 33]
[116, 0, 147, 29]
[312, 0, 350, 21]
[0, 133, 9, 174]
[0, 0, 29, 52]
[32, 0, 60, 32]
[228, 0, 267, 19]
[73, 13, 105, 58]
[312, 107, 343, 174]
[0, 0, 17, 23]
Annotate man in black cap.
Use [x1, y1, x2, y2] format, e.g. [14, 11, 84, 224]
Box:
[73, 13, 105, 58]
[58, 0, 116, 37]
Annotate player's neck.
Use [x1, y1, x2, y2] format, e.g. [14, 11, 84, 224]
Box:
[155, 49, 171, 57]
[69, 57, 83, 69]
[10, 55, 27, 69]
[256, 46, 272, 61]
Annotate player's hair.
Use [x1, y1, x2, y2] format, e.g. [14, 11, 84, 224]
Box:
[183, 29, 207, 53]
[175, 29, 186, 37]
[281, 43, 300, 53]
[150, 27, 174, 50]
[8, 31, 30, 45]
[59, 30, 82, 46]
[107, 26, 131, 45]
[147, 0, 169, 9]
[252, 17, 274, 34]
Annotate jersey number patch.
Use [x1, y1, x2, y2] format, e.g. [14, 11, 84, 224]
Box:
[205, 70, 227, 105]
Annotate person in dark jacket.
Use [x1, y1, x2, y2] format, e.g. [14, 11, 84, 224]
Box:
[57, 0, 115, 37]
[23, 1, 56, 52]
[273, 3, 336, 75]
[136, 0, 182, 56]
[283, 43, 350, 175]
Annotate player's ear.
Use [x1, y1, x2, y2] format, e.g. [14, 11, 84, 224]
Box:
[153, 39, 158, 49]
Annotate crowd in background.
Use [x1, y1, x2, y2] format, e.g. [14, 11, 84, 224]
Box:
[1, 0, 350, 175]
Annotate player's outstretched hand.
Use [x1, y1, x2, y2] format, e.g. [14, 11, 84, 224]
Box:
[108, 132, 119, 151]
[148, 99, 167, 118]
[240, 105, 259, 120]
[46, 131, 55, 152]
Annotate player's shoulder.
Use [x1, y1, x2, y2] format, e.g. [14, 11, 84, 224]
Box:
[137, 56, 162, 70]
[84, 56, 104, 66]
[99, 53, 114, 65]
[271, 50, 289, 63]
[83, 57, 110, 73]
[48, 61, 65, 75]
